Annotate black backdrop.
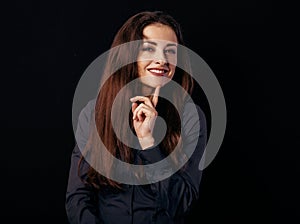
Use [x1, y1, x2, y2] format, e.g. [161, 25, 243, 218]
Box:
[2, 1, 299, 223]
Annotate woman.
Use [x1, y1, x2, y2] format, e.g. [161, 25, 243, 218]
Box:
[66, 11, 207, 224]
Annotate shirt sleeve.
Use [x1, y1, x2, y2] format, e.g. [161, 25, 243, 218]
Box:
[138, 102, 207, 219]
[65, 100, 100, 224]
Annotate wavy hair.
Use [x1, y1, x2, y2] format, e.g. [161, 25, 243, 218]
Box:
[79, 11, 194, 189]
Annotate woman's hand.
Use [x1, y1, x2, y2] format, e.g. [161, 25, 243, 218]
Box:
[130, 86, 160, 149]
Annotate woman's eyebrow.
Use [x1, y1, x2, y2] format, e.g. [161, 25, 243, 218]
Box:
[143, 41, 177, 47]
[166, 43, 177, 47]
[143, 40, 157, 46]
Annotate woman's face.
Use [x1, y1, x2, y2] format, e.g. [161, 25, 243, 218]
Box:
[137, 23, 178, 88]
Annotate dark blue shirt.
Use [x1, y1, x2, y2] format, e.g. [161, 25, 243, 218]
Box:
[65, 99, 207, 224]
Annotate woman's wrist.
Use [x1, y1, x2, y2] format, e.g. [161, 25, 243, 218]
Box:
[138, 135, 155, 150]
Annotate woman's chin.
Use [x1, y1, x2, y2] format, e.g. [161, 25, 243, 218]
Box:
[139, 76, 171, 89]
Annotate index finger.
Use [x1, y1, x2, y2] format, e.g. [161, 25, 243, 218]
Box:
[152, 85, 161, 107]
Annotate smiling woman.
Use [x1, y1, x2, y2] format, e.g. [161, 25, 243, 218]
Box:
[65, 11, 207, 224]
[137, 24, 178, 89]
[138, 37, 177, 88]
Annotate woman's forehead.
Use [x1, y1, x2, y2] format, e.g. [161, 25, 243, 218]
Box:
[142, 24, 178, 44]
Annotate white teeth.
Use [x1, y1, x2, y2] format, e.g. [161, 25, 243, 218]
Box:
[149, 69, 165, 73]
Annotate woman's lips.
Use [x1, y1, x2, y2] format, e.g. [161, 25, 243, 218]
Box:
[148, 68, 168, 76]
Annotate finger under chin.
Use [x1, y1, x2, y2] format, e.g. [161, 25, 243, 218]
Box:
[152, 85, 161, 107]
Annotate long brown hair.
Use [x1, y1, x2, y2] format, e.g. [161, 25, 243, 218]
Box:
[79, 11, 194, 189]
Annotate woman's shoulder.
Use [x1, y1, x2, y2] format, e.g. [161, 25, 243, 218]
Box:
[182, 100, 207, 137]
[80, 98, 96, 117]
[75, 98, 96, 150]
[183, 100, 206, 122]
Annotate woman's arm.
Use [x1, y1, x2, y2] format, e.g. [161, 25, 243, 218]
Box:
[65, 100, 100, 224]
[65, 145, 100, 224]
[138, 102, 207, 219]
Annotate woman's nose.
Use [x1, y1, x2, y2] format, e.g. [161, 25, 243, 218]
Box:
[155, 59, 167, 65]
[153, 51, 167, 64]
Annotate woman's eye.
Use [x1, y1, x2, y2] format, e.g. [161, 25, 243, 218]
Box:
[142, 47, 154, 52]
[164, 49, 177, 54]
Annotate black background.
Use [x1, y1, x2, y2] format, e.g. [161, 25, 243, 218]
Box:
[2, 0, 299, 223]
